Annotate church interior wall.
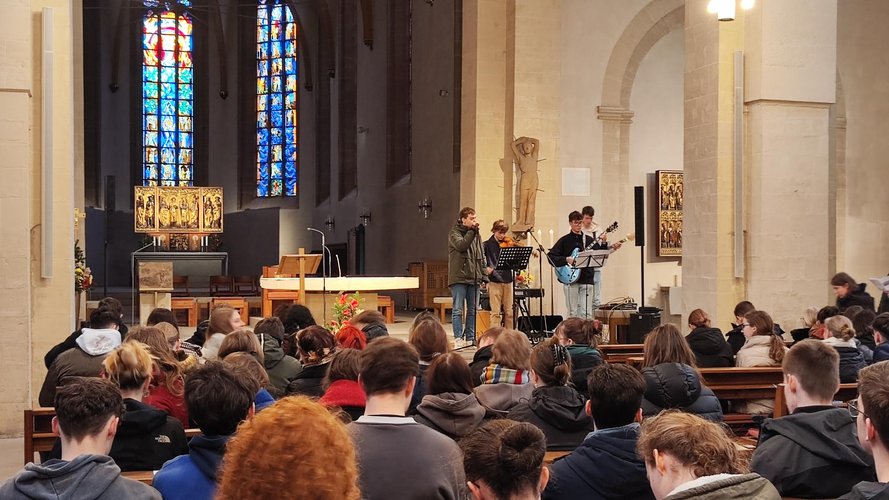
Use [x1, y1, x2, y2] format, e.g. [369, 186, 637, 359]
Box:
[836, 0, 889, 292]
[628, 27, 684, 323]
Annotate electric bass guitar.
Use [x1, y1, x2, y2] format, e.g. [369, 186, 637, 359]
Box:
[554, 222, 621, 285]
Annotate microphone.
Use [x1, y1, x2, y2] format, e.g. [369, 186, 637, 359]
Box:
[133, 242, 154, 253]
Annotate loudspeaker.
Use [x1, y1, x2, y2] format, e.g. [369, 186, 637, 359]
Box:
[517, 315, 563, 338]
[634, 185, 645, 247]
[104, 175, 116, 212]
[627, 310, 661, 344]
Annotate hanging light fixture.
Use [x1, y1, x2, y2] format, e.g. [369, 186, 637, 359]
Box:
[707, 0, 754, 22]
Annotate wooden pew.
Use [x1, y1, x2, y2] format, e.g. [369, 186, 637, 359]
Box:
[697, 367, 785, 431]
[598, 343, 644, 364]
[25, 407, 203, 465]
[773, 382, 859, 418]
[544, 450, 570, 464]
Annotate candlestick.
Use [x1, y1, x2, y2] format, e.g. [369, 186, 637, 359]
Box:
[548, 229, 554, 248]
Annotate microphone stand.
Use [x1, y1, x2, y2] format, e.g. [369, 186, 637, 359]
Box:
[307, 228, 329, 325]
[526, 228, 559, 335]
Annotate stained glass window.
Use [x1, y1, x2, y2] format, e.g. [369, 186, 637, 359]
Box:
[256, 0, 298, 197]
[142, 0, 193, 187]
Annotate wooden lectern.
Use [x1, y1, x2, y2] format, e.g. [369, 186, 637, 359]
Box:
[277, 249, 322, 304]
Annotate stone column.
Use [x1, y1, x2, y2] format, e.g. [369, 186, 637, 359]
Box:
[744, 0, 837, 326]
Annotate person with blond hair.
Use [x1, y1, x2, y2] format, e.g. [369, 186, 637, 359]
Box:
[508, 340, 593, 450]
[824, 315, 868, 383]
[751, 340, 874, 498]
[685, 309, 732, 368]
[102, 341, 187, 471]
[217, 396, 360, 500]
[475, 329, 534, 415]
[640, 324, 722, 421]
[790, 306, 820, 344]
[638, 411, 780, 499]
[461, 420, 549, 500]
[126, 326, 189, 427]
[203, 305, 246, 361]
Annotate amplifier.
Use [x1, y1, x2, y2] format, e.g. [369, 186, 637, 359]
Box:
[627, 310, 661, 344]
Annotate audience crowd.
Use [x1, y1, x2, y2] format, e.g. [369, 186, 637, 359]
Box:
[6, 270, 889, 499]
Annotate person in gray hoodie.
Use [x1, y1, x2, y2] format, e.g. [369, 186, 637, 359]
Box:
[752, 340, 875, 498]
[39, 313, 123, 407]
[0, 378, 160, 499]
[254, 317, 302, 396]
[414, 352, 490, 439]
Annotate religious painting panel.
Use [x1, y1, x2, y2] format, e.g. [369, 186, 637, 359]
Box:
[201, 187, 224, 232]
[656, 170, 683, 257]
[157, 186, 202, 232]
[134, 186, 158, 233]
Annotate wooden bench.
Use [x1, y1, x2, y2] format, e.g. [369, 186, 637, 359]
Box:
[25, 407, 203, 465]
[698, 367, 785, 431]
[433, 296, 452, 323]
[598, 343, 644, 364]
[170, 297, 198, 327]
[378, 295, 395, 324]
[544, 450, 570, 464]
[122, 470, 156, 485]
[773, 382, 859, 418]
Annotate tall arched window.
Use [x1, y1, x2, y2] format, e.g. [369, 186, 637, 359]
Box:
[256, 0, 298, 197]
[142, 0, 194, 186]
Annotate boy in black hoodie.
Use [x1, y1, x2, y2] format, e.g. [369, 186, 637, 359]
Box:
[752, 340, 875, 498]
[543, 363, 655, 500]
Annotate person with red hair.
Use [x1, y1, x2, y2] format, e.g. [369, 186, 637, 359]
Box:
[336, 324, 367, 350]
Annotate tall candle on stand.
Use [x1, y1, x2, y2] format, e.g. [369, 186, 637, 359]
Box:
[549, 229, 554, 248]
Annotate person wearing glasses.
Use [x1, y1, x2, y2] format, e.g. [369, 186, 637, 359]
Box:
[750, 340, 875, 499]
[734, 310, 788, 414]
[840, 362, 889, 499]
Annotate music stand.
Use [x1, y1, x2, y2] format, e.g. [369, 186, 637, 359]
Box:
[572, 249, 612, 319]
[495, 246, 534, 337]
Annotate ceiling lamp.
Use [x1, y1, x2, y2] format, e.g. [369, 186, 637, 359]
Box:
[707, 0, 754, 22]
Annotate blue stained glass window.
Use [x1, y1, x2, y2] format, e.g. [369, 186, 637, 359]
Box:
[142, 1, 193, 186]
[256, 0, 298, 197]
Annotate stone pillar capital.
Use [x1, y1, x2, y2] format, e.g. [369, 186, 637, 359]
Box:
[597, 106, 634, 123]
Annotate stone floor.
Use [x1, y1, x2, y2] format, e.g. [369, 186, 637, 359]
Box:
[1, 309, 475, 481]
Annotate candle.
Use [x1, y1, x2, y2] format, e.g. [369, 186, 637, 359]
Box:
[537, 229, 542, 243]
[548, 229, 554, 247]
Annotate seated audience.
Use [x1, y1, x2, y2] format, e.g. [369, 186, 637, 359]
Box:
[39, 308, 123, 406]
[218, 329, 263, 362]
[415, 352, 490, 439]
[470, 327, 505, 387]
[726, 300, 756, 354]
[126, 326, 189, 427]
[153, 362, 257, 500]
[408, 315, 450, 411]
[461, 420, 549, 500]
[202, 306, 245, 361]
[810, 305, 841, 339]
[287, 325, 337, 397]
[44, 298, 127, 369]
[0, 378, 160, 499]
[543, 363, 655, 500]
[790, 306, 819, 345]
[153, 321, 201, 371]
[833, 272, 876, 312]
[146, 307, 177, 329]
[839, 362, 889, 499]
[684, 308, 732, 367]
[751, 339, 875, 498]
[854, 308, 879, 351]
[336, 323, 368, 350]
[872, 313, 889, 363]
[508, 340, 593, 450]
[824, 315, 868, 383]
[222, 352, 276, 411]
[102, 341, 187, 471]
[217, 396, 360, 500]
[350, 309, 389, 342]
[319, 348, 366, 421]
[552, 318, 605, 395]
[184, 319, 209, 347]
[475, 329, 534, 415]
[735, 310, 788, 414]
[638, 411, 781, 500]
[278, 303, 316, 335]
[253, 316, 302, 396]
[349, 337, 465, 499]
[640, 324, 722, 421]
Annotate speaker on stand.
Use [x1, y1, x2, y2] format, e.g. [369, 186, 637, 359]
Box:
[634, 186, 645, 308]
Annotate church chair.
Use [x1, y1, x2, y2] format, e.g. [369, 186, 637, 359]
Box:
[209, 275, 233, 296]
[233, 275, 259, 296]
[377, 295, 395, 323]
[171, 297, 198, 327]
[172, 275, 190, 297]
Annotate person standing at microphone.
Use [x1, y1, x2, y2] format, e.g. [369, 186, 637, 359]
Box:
[448, 207, 487, 348]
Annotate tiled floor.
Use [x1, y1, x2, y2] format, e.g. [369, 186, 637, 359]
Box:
[1, 309, 476, 482]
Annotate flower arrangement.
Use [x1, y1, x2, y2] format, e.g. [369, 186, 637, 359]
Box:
[328, 292, 362, 332]
[74, 240, 93, 293]
[516, 270, 534, 288]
